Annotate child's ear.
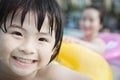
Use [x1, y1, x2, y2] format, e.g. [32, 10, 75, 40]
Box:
[49, 47, 58, 62]
[51, 41, 60, 58]
[99, 23, 103, 30]
[51, 47, 57, 55]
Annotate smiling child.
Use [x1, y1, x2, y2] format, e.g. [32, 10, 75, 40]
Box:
[0, 0, 91, 80]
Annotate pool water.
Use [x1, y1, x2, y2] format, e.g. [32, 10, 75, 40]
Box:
[64, 28, 83, 36]
[111, 64, 120, 80]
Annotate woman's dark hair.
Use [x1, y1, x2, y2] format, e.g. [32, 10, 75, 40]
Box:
[0, 0, 63, 62]
[85, 5, 105, 24]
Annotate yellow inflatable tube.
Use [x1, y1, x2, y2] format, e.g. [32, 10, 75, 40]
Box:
[56, 42, 112, 80]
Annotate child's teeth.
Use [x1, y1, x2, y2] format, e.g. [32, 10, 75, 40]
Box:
[16, 57, 33, 63]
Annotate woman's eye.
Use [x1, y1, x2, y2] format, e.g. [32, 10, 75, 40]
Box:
[38, 38, 48, 42]
[11, 31, 22, 36]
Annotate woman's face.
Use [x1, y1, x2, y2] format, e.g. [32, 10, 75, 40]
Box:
[0, 11, 55, 76]
[80, 8, 102, 37]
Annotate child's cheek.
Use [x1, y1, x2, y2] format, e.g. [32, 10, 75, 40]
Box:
[6, 36, 23, 52]
[0, 34, 23, 56]
[38, 45, 53, 65]
[0, 35, 16, 63]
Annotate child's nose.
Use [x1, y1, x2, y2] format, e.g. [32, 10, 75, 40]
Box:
[84, 21, 90, 28]
[18, 40, 36, 55]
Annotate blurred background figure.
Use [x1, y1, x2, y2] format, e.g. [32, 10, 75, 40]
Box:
[56, 0, 120, 80]
[64, 5, 106, 55]
[108, 16, 118, 32]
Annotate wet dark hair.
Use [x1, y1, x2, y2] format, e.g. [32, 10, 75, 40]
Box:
[85, 5, 105, 24]
[0, 0, 63, 62]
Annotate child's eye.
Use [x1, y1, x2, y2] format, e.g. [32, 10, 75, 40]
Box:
[38, 38, 48, 42]
[11, 31, 23, 36]
[89, 18, 94, 22]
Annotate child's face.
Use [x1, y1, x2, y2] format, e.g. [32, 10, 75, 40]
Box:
[0, 11, 55, 76]
[80, 8, 102, 36]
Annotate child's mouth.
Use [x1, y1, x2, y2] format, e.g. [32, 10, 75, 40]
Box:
[11, 56, 38, 67]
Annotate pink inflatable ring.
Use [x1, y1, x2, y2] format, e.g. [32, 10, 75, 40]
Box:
[99, 33, 120, 61]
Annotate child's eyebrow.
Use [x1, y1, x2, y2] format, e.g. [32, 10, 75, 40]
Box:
[38, 32, 52, 37]
[10, 25, 53, 36]
[9, 24, 53, 37]
[9, 24, 26, 31]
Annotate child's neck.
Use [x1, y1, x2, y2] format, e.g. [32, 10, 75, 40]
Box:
[0, 72, 37, 80]
[0, 64, 38, 80]
[83, 33, 98, 41]
[0, 62, 52, 80]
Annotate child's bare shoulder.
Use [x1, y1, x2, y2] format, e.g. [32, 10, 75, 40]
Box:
[93, 37, 105, 44]
[46, 62, 91, 80]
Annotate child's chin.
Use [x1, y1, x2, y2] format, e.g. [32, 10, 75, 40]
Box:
[11, 67, 36, 77]
[10, 61, 37, 76]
